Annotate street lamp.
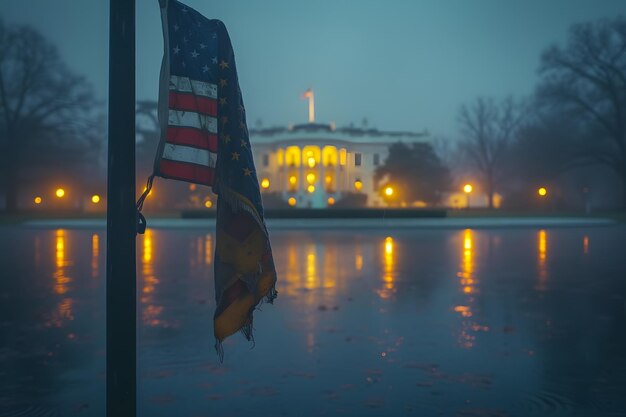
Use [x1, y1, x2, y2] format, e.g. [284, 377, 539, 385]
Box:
[92, 194, 101, 204]
[384, 186, 394, 197]
[463, 184, 473, 209]
[537, 187, 547, 197]
[55, 188, 65, 198]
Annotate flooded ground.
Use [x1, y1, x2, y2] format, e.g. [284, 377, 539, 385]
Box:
[1, 223, 625, 417]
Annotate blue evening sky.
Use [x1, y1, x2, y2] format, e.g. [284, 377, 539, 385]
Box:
[1, 1, 624, 138]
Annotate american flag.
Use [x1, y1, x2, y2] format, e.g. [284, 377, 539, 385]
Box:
[156, 0, 277, 359]
[156, 0, 220, 185]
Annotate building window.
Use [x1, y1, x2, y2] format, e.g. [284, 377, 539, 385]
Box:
[373, 153, 380, 166]
[355, 153, 362, 166]
[263, 154, 269, 167]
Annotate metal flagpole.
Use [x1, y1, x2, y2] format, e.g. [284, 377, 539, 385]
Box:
[106, 0, 136, 416]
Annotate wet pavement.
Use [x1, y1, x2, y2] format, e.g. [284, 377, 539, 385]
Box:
[1, 224, 625, 416]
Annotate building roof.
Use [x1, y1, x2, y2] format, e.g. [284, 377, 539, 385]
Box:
[249, 123, 429, 146]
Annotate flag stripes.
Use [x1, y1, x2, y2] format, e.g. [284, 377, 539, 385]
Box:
[158, 74, 218, 184]
[162, 143, 217, 167]
[169, 75, 217, 98]
[168, 109, 218, 131]
[158, 158, 215, 185]
[169, 92, 217, 116]
[166, 127, 218, 152]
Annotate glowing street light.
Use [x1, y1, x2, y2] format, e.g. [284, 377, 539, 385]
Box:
[204, 200, 213, 208]
[307, 185, 315, 193]
[288, 197, 297, 207]
[463, 184, 473, 209]
[34, 196, 42, 205]
[55, 188, 65, 198]
[91, 195, 101, 204]
[261, 178, 270, 189]
[354, 180, 363, 191]
[384, 186, 394, 197]
[538, 187, 547, 197]
[327, 197, 335, 206]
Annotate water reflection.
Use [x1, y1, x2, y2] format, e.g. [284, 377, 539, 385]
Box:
[377, 236, 396, 299]
[141, 230, 164, 327]
[536, 229, 548, 291]
[2, 227, 626, 416]
[454, 229, 488, 348]
[305, 244, 317, 290]
[205, 233, 213, 265]
[354, 244, 363, 272]
[91, 233, 99, 278]
[50, 229, 74, 327]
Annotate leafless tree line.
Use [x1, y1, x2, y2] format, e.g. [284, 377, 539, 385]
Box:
[454, 16, 626, 209]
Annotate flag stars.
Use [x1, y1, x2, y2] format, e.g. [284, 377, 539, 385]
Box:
[240, 139, 248, 148]
[219, 97, 227, 106]
[219, 60, 229, 70]
[221, 116, 228, 125]
[222, 134, 231, 143]
[173, 45, 180, 54]
[183, 36, 188, 43]
[219, 79, 228, 88]
[174, 24, 180, 31]
[199, 43, 206, 49]
[202, 64, 209, 73]
[239, 121, 247, 131]
[243, 167, 253, 176]
[191, 50, 199, 58]
[211, 56, 218, 64]
[231, 152, 240, 161]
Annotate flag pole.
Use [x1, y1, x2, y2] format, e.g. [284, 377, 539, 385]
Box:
[106, 0, 136, 416]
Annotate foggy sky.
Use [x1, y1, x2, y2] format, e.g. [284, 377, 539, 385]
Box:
[1, 1, 624, 138]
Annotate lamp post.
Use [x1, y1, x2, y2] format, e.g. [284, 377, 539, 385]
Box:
[463, 184, 473, 209]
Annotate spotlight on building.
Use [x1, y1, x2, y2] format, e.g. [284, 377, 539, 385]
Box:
[463, 184, 473, 194]
[289, 176, 297, 185]
[288, 197, 296, 207]
[307, 157, 316, 168]
[91, 195, 101, 204]
[354, 180, 363, 191]
[306, 173, 316, 184]
[307, 185, 315, 193]
[261, 178, 270, 189]
[327, 197, 335, 206]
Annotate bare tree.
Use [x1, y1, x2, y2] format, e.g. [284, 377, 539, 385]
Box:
[0, 20, 98, 212]
[538, 16, 626, 207]
[457, 96, 525, 208]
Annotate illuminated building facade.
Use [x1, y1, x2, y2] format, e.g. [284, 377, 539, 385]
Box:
[250, 123, 429, 208]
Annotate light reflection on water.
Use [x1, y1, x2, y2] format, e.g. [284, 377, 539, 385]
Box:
[0, 226, 625, 416]
[537, 229, 548, 291]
